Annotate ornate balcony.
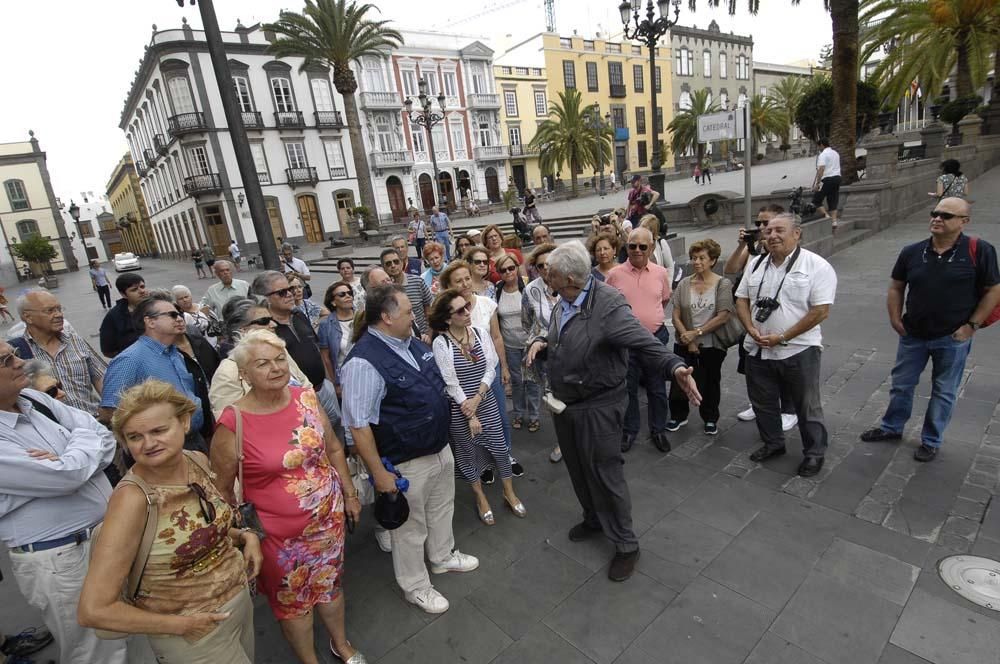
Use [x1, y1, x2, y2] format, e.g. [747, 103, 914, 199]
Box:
[508, 145, 539, 158]
[359, 91, 402, 109]
[285, 166, 319, 187]
[474, 145, 509, 161]
[183, 173, 222, 196]
[168, 111, 208, 137]
[467, 93, 501, 108]
[329, 166, 348, 179]
[274, 111, 305, 129]
[154, 134, 169, 155]
[610, 84, 627, 98]
[315, 111, 345, 128]
[135, 161, 148, 177]
[241, 111, 264, 129]
[371, 150, 414, 173]
[143, 148, 156, 168]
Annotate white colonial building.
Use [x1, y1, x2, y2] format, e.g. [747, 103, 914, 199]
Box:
[119, 20, 361, 259]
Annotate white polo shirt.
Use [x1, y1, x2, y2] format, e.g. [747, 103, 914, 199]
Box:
[816, 147, 841, 179]
[735, 247, 837, 360]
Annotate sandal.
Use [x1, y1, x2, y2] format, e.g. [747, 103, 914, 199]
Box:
[528, 420, 541, 432]
[329, 640, 368, 664]
[512, 417, 523, 430]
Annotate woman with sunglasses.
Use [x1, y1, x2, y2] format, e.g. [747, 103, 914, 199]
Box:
[318, 282, 358, 399]
[288, 275, 326, 330]
[454, 234, 474, 260]
[211, 330, 363, 664]
[428, 290, 526, 525]
[494, 253, 541, 432]
[22, 359, 66, 401]
[464, 246, 497, 299]
[79, 380, 262, 663]
[481, 224, 523, 283]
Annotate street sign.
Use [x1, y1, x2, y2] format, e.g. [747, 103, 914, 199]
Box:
[697, 110, 747, 143]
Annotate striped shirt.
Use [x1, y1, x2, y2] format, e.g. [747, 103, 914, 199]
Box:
[341, 328, 417, 429]
[21, 330, 106, 414]
[400, 273, 433, 336]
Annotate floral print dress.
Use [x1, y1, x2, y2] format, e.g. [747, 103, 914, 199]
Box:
[217, 386, 346, 620]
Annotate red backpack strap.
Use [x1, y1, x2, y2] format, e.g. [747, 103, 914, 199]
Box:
[969, 236, 978, 266]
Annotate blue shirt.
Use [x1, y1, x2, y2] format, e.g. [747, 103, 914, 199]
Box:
[341, 328, 420, 429]
[89, 267, 109, 288]
[559, 278, 592, 332]
[430, 212, 450, 233]
[100, 335, 204, 430]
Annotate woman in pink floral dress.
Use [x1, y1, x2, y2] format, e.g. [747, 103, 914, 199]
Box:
[211, 329, 365, 664]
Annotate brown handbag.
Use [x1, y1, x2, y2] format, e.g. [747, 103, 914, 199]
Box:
[230, 406, 266, 539]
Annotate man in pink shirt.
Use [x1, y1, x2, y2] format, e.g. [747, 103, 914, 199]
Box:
[607, 227, 673, 453]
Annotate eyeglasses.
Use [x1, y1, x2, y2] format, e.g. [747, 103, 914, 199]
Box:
[930, 210, 968, 221]
[500, 265, 518, 274]
[333, 290, 353, 299]
[188, 482, 217, 523]
[471, 259, 489, 266]
[383, 258, 401, 267]
[267, 287, 294, 298]
[0, 347, 21, 368]
[627, 243, 650, 252]
[147, 310, 184, 320]
[23, 305, 63, 316]
[245, 316, 273, 327]
[44, 382, 64, 398]
[450, 301, 473, 315]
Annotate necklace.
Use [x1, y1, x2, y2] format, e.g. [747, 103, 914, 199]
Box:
[448, 327, 480, 362]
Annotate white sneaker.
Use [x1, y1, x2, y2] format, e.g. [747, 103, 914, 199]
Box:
[782, 414, 799, 431]
[405, 587, 450, 614]
[430, 550, 480, 575]
[374, 528, 392, 553]
[737, 406, 756, 421]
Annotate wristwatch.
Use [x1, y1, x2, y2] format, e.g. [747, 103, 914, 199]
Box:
[967, 321, 981, 330]
[696, 328, 703, 337]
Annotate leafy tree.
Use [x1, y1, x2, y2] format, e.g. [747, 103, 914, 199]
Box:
[771, 76, 807, 149]
[264, 0, 403, 225]
[794, 76, 880, 143]
[12, 234, 57, 277]
[666, 89, 719, 165]
[860, 0, 1000, 103]
[528, 90, 613, 197]
[748, 94, 787, 158]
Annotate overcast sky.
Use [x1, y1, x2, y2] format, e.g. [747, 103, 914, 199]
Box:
[0, 0, 830, 209]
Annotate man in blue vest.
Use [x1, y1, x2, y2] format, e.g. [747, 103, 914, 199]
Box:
[341, 285, 478, 615]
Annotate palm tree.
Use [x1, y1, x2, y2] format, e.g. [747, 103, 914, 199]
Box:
[771, 76, 807, 155]
[527, 90, 613, 197]
[860, 0, 1000, 103]
[264, 0, 403, 227]
[666, 89, 719, 165]
[749, 94, 787, 158]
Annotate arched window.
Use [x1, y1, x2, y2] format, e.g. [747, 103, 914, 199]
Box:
[719, 53, 727, 79]
[4, 179, 29, 210]
[16, 219, 40, 238]
[270, 77, 295, 112]
[703, 51, 712, 78]
[679, 91, 692, 111]
[166, 76, 195, 114]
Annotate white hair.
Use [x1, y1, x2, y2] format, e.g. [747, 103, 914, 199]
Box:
[171, 285, 192, 299]
[230, 328, 287, 370]
[15, 289, 49, 317]
[547, 240, 592, 284]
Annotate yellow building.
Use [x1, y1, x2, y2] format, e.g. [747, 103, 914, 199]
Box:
[497, 32, 675, 192]
[105, 154, 158, 257]
[493, 62, 547, 195]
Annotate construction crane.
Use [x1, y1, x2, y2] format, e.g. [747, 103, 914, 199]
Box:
[441, 0, 529, 29]
[545, 0, 556, 32]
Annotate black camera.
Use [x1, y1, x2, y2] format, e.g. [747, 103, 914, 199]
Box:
[639, 191, 653, 206]
[599, 214, 612, 225]
[754, 296, 781, 322]
[788, 187, 816, 216]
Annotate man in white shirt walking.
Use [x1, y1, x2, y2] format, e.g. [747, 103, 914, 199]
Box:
[812, 137, 842, 229]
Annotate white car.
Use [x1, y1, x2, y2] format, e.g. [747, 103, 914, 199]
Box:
[113, 252, 141, 272]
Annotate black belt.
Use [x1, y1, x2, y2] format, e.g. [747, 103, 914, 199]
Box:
[12, 524, 99, 553]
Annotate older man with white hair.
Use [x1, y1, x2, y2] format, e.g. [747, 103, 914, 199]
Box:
[199, 259, 249, 317]
[526, 241, 700, 582]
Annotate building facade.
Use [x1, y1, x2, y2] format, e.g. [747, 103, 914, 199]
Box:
[61, 195, 112, 266]
[354, 31, 507, 220]
[493, 60, 546, 196]
[0, 132, 77, 280]
[753, 61, 819, 158]
[105, 154, 158, 259]
[119, 20, 361, 259]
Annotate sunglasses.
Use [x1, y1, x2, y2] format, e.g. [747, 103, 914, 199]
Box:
[627, 243, 650, 252]
[188, 482, 217, 523]
[471, 258, 489, 266]
[333, 290, 353, 299]
[0, 347, 20, 369]
[930, 210, 967, 221]
[44, 382, 64, 398]
[147, 310, 184, 320]
[500, 264, 518, 274]
[267, 287, 294, 298]
[245, 316, 273, 327]
[383, 258, 401, 267]
[451, 302, 473, 315]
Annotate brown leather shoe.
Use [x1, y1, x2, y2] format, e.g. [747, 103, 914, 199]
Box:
[608, 549, 640, 582]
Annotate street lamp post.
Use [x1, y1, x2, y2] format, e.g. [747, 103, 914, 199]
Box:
[619, 0, 682, 199]
[405, 79, 448, 210]
[67, 201, 88, 261]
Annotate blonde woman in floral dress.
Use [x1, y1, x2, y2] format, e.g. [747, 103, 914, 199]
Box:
[211, 329, 365, 664]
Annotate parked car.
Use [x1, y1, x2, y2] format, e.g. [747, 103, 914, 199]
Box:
[113, 252, 141, 272]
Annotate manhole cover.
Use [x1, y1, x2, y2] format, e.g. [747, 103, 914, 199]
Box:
[938, 555, 1000, 610]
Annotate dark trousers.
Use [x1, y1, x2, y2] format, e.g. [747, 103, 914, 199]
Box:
[745, 346, 828, 458]
[96, 285, 112, 308]
[554, 399, 638, 553]
[624, 325, 670, 436]
[669, 346, 726, 423]
[738, 340, 796, 414]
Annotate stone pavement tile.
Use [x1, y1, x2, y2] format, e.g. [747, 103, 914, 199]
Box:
[490, 623, 595, 664]
[810, 441, 898, 514]
[890, 588, 1000, 664]
[633, 548, 700, 593]
[914, 544, 1000, 620]
[547, 527, 618, 573]
[745, 465, 795, 491]
[836, 516, 931, 568]
[638, 511, 733, 571]
[627, 477, 687, 534]
[762, 492, 849, 536]
[878, 644, 933, 664]
[631, 575, 775, 664]
[971, 534, 1000, 559]
[883, 497, 951, 543]
[684, 443, 742, 472]
[676, 473, 772, 535]
[612, 645, 660, 663]
[343, 579, 436, 661]
[543, 570, 676, 664]
[942, 397, 996, 445]
[635, 456, 715, 498]
[466, 542, 593, 640]
[376, 598, 512, 664]
[960, 370, 1000, 404]
[901, 441, 979, 508]
[771, 570, 902, 664]
[814, 538, 920, 606]
[975, 496, 1000, 541]
[744, 632, 829, 664]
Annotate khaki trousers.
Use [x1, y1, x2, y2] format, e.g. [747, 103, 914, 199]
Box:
[147, 588, 254, 664]
[389, 447, 456, 594]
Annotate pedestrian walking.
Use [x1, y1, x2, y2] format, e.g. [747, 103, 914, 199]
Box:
[89, 259, 112, 309]
[192, 249, 207, 279]
[929, 159, 969, 200]
[201, 243, 216, 269]
[701, 156, 713, 185]
[812, 137, 842, 229]
[429, 206, 453, 261]
[228, 239, 242, 271]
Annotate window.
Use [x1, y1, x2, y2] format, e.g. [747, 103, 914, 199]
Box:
[737, 92, 747, 108]
[79, 221, 94, 238]
[608, 62, 624, 94]
[508, 126, 522, 146]
[583, 40, 595, 51]
[271, 77, 295, 112]
[760, 86, 768, 98]
[477, 113, 494, 147]
[311, 78, 335, 112]
[504, 90, 519, 117]
[469, 62, 489, 94]
[401, 69, 418, 96]
[606, 42, 621, 54]
[534, 90, 547, 116]
[654, 66, 662, 92]
[675, 47, 693, 76]
[632, 45, 642, 55]
[249, 143, 270, 183]
[187, 146, 211, 175]
[167, 76, 195, 114]
[562, 61, 576, 89]
[633, 64, 644, 92]
[501, 66, 512, 75]
[635, 107, 646, 134]
[362, 57, 385, 92]
[655, 108, 663, 133]
[15, 219, 39, 239]
[736, 54, 749, 80]
[411, 123, 427, 153]
[432, 124, 448, 155]
[720, 92, 729, 109]
[449, 119, 466, 155]
[703, 51, 712, 78]
[719, 53, 727, 78]
[422, 71, 440, 96]
[285, 142, 308, 168]
[375, 116, 395, 152]
[516, 67, 529, 76]
[233, 76, 254, 112]
[560, 37, 572, 48]
[4, 180, 29, 210]
[586, 62, 599, 91]
[637, 141, 648, 167]
[443, 71, 458, 97]
[611, 107, 626, 130]
[324, 140, 347, 178]
[679, 91, 692, 110]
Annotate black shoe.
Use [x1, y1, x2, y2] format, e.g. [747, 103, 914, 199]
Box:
[568, 522, 602, 542]
[749, 445, 786, 463]
[608, 549, 640, 582]
[621, 433, 636, 453]
[914, 444, 938, 462]
[480, 468, 495, 485]
[511, 461, 524, 477]
[1, 627, 53, 657]
[704, 422, 718, 436]
[860, 428, 902, 442]
[797, 456, 824, 477]
[652, 432, 671, 453]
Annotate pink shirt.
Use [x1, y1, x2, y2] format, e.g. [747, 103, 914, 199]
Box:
[606, 260, 672, 332]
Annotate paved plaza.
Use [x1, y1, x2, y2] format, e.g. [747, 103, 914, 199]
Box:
[2, 161, 1000, 664]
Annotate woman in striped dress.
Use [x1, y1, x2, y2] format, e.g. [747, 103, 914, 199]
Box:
[429, 289, 527, 526]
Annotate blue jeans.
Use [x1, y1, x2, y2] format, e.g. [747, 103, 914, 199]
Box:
[624, 325, 670, 437]
[505, 347, 540, 421]
[490, 363, 512, 452]
[434, 231, 451, 260]
[881, 333, 972, 448]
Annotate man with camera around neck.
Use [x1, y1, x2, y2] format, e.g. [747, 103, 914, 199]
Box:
[735, 214, 838, 477]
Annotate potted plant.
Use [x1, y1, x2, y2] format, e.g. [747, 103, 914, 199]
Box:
[11, 234, 59, 288]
